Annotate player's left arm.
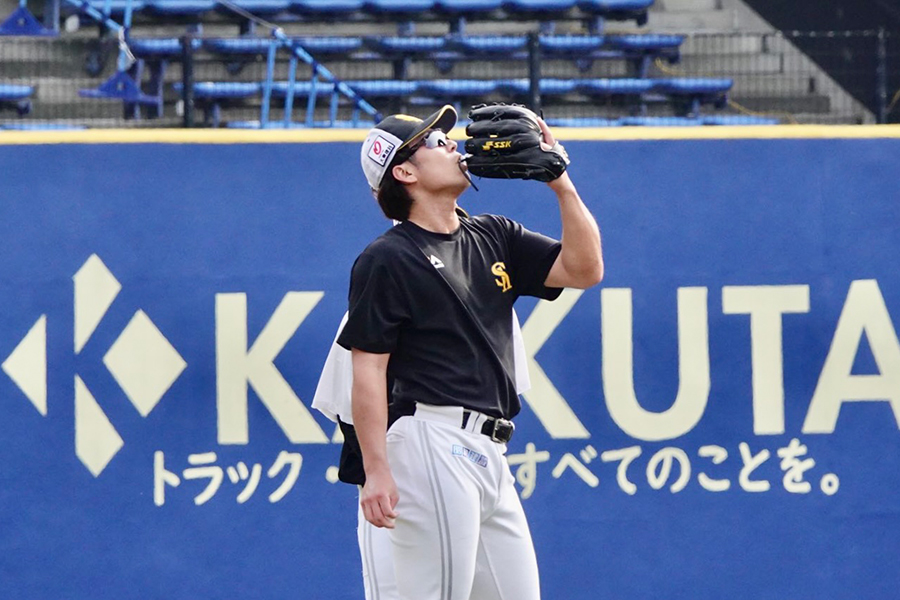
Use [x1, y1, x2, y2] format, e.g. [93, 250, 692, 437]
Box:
[539, 119, 604, 290]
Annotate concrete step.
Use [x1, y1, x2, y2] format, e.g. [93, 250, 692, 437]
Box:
[628, 9, 738, 33]
[674, 52, 783, 75]
[653, 0, 722, 11]
[678, 34, 765, 56]
[729, 74, 819, 95]
[730, 94, 831, 114]
[790, 112, 872, 125]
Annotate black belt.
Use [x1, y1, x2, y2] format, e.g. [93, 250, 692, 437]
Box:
[462, 409, 515, 443]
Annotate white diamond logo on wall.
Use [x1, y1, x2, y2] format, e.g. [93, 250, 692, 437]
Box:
[104, 310, 187, 418]
[1, 253, 187, 478]
[75, 375, 124, 477]
[74, 254, 122, 354]
[2, 315, 47, 416]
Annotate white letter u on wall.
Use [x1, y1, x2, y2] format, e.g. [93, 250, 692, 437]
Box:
[602, 287, 711, 441]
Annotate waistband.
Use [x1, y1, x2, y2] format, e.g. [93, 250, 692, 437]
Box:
[413, 403, 514, 444]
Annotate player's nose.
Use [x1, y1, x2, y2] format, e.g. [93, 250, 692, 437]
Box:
[447, 137, 458, 152]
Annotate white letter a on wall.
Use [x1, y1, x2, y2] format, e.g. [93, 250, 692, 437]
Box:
[804, 279, 900, 433]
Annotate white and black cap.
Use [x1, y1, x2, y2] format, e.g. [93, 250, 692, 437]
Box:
[360, 104, 458, 192]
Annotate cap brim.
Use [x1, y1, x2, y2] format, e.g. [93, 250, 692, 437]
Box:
[397, 105, 458, 151]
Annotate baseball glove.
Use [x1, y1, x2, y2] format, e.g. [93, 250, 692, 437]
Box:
[463, 103, 570, 182]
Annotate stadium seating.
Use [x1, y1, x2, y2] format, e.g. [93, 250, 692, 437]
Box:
[651, 78, 733, 115]
[0, 0, 781, 128]
[172, 81, 260, 125]
[0, 1, 57, 35]
[34, 0, 653, 31]
[0, 84, 34, 116]
[171, 72, 734, 127]
[204, 36, 364, 55]
[196, 33, 681, 79]
[0, 122, 88, 129]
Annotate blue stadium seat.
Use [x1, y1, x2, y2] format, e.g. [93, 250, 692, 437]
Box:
[606, 33, 684, 52]
[128, 37, 202, 57]
[363, 35, 447, 54]
[700, 115, 780, 126]
[269, 81, 337, 96]
[173, 81, 262, 98]
[298, 36, 364, 53]
[618, 115, 703, 126]
[363, 0, 437, 13]
[538, 34, 603, 53]
[447, 34, 527, 53]
[502, 0, 576, 13]
[576, 0, 651, 28]
[226, 119, 370, 128]
[203, 37, 276, 54]
[204, 36, 363, 56]
[652, 77, 733, 95]
[346, 80, 419, 97]
[145, 0, 216, 15]
[418, 79, 498, 97]
[496, 78, 577, 95]
[577, 78, 655, 95]
[122, 39, 200, 118]
[545, 117, 620, 127]
[0, 84, 34, 116]
[0, 121, 87, 131]
[604, 34, 682, 75]
[577, 0, 652, 13]
[72, 0, 149, 15]
[172, 81, 261, 126]
[417, 79, 498, 113]
[0, 4, 57, 36]
[0, 83, 34, 101]
[1, 122, 87, 130]
[652, 77, 732, 115]
[223, 0, 292, 15]
[435, 0, 502, 14]
[289, 0, 364, 16]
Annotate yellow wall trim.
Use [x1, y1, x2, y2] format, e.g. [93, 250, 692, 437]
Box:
[3, 124, 900, 145]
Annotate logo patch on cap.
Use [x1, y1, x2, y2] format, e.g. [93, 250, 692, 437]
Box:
[367, 135, 396, 167]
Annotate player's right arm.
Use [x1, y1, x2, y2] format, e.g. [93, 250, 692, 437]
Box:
[351, 348, 398, 529]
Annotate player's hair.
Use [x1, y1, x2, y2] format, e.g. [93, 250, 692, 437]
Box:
[376, 166, 414, 221]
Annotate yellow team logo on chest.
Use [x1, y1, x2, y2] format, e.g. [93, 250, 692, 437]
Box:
[491, 262, 512, 292]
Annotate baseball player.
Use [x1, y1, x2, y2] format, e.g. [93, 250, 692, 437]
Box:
[339, 104, 603, 600]
[312, 308, 531, 600]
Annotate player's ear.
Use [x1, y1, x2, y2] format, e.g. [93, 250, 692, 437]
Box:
[392, 163, 417, 185]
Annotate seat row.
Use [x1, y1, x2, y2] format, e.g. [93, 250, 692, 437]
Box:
[119, 33, 685, 119]
[0, 84, 33, 116]
[73, 0, 652, 22]
[173, 76, 733, 126]
[222, 114, 780, 128]
[178, 77, 732, 100]
[132, 32, 682, 60]
[129, 33, 683, 78]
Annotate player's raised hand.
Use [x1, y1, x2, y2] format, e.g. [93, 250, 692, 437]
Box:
[360, 466, 399, 528]
[537, 116, 574, 192]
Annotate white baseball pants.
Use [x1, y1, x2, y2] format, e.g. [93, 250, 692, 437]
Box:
[383, 403, 541, 600]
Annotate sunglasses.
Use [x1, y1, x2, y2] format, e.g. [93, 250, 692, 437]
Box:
[407, 129, 449, 154]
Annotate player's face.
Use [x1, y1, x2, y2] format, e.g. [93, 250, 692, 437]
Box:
[406, 129, 470, 195]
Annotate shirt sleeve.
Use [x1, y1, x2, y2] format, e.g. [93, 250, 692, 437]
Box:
[337, 250, 409, 354]
[495, 215, 563, 301]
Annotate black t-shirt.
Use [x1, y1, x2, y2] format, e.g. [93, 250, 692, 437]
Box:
[337, 214, 562, 420]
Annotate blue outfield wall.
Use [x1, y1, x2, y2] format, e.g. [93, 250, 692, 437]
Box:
[1, 130, 899, 599]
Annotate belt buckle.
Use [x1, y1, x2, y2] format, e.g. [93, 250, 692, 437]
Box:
[490, 418, 514, 443]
